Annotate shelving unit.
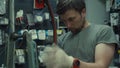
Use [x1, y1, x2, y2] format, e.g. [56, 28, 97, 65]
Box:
[0, 0, 9, 68]
[106, 0, 120, 67]
[4, 0, 60, 68]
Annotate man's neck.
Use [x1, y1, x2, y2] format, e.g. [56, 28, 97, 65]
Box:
[83, 21, 90, 29]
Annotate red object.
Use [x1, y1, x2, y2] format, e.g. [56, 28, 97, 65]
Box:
[34, 0, 45, 9]
[45, 0, 57, 44]
[73, 58, 80, 68]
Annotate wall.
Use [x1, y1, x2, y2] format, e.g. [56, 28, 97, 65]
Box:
[85, 0, 109, 24]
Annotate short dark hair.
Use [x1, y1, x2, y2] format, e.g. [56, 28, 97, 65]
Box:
[56, 0, 86, 15]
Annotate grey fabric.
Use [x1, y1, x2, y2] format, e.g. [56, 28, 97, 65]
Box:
[57, 23, 119, 62]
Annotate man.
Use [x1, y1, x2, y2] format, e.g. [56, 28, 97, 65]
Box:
[41, 0, 119, 68]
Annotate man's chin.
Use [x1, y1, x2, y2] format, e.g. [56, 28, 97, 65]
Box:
[71, 30, 78, 34]
[70, 29, 82, 34]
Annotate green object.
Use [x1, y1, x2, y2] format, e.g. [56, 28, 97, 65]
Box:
[26, 32, 39, 68]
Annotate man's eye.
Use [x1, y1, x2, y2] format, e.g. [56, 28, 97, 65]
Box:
[68, 17, 75, 21]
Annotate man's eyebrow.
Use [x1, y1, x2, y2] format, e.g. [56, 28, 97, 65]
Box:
[69, 16, 75, 19]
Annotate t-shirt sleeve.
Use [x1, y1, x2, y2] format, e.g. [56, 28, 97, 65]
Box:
[96, 26, 119, 46]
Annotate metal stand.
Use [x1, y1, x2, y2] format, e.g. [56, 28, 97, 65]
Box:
[6, 0, 15, 68]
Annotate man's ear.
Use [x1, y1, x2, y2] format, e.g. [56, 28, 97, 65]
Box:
[81, 8, 86, 17]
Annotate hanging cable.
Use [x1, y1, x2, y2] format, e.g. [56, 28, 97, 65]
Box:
[45, 0, 57, 44]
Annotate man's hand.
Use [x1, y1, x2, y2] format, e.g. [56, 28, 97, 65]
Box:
[41, 43, 74, 68]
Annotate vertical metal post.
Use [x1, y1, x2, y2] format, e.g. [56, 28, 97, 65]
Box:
[6, 0, 15, 68]
[9, 0, 15, 32]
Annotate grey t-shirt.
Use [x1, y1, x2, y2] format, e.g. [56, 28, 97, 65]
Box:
[57, 24, 119, 62]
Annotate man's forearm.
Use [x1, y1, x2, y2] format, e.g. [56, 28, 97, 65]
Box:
[79, 60, 108, 68]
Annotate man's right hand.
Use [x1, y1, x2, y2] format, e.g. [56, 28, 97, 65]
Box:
[41, 43, 74, 68]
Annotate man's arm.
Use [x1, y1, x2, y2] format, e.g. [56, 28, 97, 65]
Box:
[41, 43, 115, 68]
[79, 43, 115, 68]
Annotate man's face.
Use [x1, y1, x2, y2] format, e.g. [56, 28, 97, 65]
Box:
[60, 9, 86, 34]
